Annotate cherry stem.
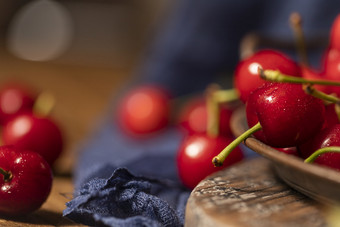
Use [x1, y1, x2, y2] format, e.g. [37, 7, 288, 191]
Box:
[0, 167, 12, 182]
[206, 84, 221, 138]
[206, 87, 240, 137]
[304, 86, 340, 122]
[304, 146, 340, 163]
[212, 122, 262, 167]
[304, 84, 340, 104]
[259, 69, 340, 86]
[213, 88, 239, 103]
[33, 92, 56, 117]
[289, 12, 309, 66]
[335, 104, 340, 123]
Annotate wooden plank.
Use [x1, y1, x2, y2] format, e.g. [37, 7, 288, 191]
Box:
[185, 158, 330, 227]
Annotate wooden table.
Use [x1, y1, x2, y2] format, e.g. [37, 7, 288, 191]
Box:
[185, 158, 335, 227]
[0, 47, 132, 225]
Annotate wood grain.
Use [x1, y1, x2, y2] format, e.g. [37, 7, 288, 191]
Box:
[185, 158, 330, 227]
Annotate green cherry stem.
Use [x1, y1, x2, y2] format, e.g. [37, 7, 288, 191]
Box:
[0, 167, 12, 182]
[213, 88, 239, 103]
[303, 85, 340, 122]
[304, 146, 340, 163]
[304, 84, 340, 104]
[335, 104, 340, 122]
[259, 69, 340, 86]
[33, 91, 56, 117]
[212, 122, 262, 167]
[206, 84, 220, 138]
[207, 87, 240, 137]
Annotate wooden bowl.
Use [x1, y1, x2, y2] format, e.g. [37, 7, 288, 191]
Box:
[230, 106, 340, 205]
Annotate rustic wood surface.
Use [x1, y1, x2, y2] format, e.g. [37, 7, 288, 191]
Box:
[0, 46, 132, 226]
[185, 158, 332, 227]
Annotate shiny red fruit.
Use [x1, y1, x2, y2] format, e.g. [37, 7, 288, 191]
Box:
[1, 113, 63, 166]
[299, 124, 340, 171]
[330, 14, 340, 50]
[0, 146, 52, 216]
[323, 103, 340, 130]
[178, 97, 234, 137]
[0, 83, 36, 125]
[246, 83, 325, 147]
[275, 147, 299, 157]
[322, 48, 340, 78]
[234, 49, 301, 103]
[301, 65, 328, 93]
[322, 48, 340, 96]
[117, 85, 170, 136]
[176, 134, 244, 189]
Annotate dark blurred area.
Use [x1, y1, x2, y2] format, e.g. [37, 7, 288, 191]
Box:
[0, 0, 173, 68]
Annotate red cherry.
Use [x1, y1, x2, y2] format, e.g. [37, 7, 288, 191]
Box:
[301, 65, 329, 93]
[0, 145, 52, 216]
[322, 48, 340, 96]
[322, 48, 340, 79]
[176, 134, 243, 189]
[1, 112, 63, 166]
[117, 85, 170, 136]
[234, 49, 301, 103]
[178, 97, 206, 134]
[299, 124, 340, 171]
[178, 97, 234, 137]
[0, 83, 36, 125]
[275, 147, 299, 157]
[246, 82, 325, 147]
[323, 103, 340, 130]
[330, 14, 340, 51]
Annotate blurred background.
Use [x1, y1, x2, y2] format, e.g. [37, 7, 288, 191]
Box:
[0, 0, 173, 67]
[0, 0, 176, 175]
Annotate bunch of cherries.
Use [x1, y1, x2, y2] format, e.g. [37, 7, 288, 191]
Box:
[0, 83, 63, 216]
[116, 13, 340, 190]
[116, 83, 244, 189]
[214, 13, 340, 170]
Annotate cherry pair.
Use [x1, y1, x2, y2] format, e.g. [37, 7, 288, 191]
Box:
[0, 83, 63, 166]
[176, 85, 243, 189]
[0, 82, 63, 216]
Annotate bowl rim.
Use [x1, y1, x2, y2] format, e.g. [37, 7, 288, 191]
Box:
[230, 105, 340, 185]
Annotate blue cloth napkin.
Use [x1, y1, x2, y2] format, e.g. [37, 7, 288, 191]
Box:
[63, 167, 189, 227]
[63, 102, 192, 226]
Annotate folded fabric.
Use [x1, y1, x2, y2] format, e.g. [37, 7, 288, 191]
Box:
[63, 167, 190, 227]
[63, 100, 192, 226]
